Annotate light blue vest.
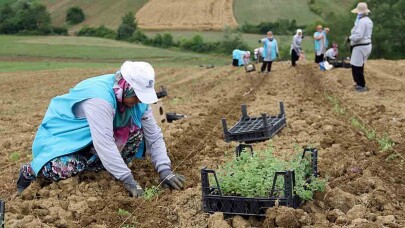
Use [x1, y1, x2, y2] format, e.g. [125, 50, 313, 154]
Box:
[262, 38, 278, 61]
[232, 49, 247, 66]
[31, 74, 148, 174]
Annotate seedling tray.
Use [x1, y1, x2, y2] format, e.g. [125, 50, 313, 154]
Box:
[201, 148, 318, 216]
[222, 102, 286, 143]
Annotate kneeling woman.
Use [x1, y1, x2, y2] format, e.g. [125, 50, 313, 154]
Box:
[17, 61, 185, 197]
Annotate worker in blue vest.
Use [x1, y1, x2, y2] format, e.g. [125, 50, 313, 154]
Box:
[17, 61, 185, 197]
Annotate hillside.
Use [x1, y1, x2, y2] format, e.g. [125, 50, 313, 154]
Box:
[233, 0, 356, 24]
[39, 0, 147, 32]
[135, 0, 237, 30]
[38, 0, 355, 31]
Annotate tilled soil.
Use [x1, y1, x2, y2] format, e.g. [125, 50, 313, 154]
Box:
[1, 60, 404, 227]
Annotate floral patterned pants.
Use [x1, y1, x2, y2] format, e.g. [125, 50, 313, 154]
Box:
[21, 130, 143, 182]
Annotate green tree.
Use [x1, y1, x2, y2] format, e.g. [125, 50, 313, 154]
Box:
[66, 6, 85, 25]
[117, 11, 137, 40]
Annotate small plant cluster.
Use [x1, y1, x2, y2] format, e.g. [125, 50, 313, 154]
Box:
[350, 117, 376, 140]
[325, 93, 396, 154]
[325, 94, 346, 115]
[211, 146, 325, 200]
[143, 185, 161, 200]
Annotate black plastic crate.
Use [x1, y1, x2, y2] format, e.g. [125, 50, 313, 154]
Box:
[329, 58, 351, 68]
[222, 102, 286, 143]
[0, 200, 4, 228]
[201, 148, 318, 216]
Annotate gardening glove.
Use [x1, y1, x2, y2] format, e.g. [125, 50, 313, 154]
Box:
[159, 169, 185, 190]
[123, 175, 144, 198]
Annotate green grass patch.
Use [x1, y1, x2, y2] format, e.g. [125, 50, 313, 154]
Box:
[0, 61, 119, 72]
[233, 0, 322, 25]
[0, 35, 228, 71]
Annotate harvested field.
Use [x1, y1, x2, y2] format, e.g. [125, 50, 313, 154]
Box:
[135, 0, 238, 30]
[1, 60, 405, 227]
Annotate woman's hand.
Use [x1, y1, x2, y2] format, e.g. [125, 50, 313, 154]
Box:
[159, 170, 186, 190]
[123, 175, 144, 197]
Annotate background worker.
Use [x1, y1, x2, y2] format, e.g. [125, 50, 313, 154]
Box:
[325, 43, 339, 62]
[313, 25, 327, 64]
[290, 29, 304, 67]
[232, 49, 250, 67]
[348, 2, 373, 92]
[259, 31, 279, 73]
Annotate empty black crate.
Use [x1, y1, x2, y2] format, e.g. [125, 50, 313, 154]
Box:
[201, 148, 318, 216]
[222, 102, 286, 143]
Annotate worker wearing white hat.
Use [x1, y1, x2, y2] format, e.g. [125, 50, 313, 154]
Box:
[17, 61, 185, 197]
[348, 2, 373, 92]
[291, 29, 303, 67]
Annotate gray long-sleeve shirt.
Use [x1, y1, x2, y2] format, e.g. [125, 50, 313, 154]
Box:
[350, 16, 373, 46]
[290, 34, 302, 55]
[73, 98, 171, 185]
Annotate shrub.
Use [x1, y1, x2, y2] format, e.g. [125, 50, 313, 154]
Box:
[76, 25, 117, 39]
[66, 6, 85, 25]
[117, 11, 137, 40]
[52, 26, 68, 35]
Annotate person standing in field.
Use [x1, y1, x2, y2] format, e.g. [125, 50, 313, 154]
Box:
[348, 2, 373, 92]
[313, 25, 327, 64]
[16, 61, 186, 197]
[259, 31, 279, 73]
[290, 29, 303, 67]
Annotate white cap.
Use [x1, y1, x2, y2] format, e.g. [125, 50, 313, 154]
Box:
[120, 61, 158, 104]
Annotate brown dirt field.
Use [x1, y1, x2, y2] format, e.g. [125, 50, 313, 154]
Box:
[135, 0, 238, 30]
[1, 60, 405, 227]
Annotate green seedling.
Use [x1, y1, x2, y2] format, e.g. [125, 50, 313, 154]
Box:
[143, 186, 161, 200]
[210, 145, 325, 200]
[9, 152, 20, 162]
[117, 208, 130, 217]
[365, 129, 376, 140]
[378, 135, 394, 152]
[386, 153, 400, 161]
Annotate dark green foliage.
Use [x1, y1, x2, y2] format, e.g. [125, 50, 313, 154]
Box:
[220, 27, 249, 53]
[180, 35, 217, 53]
[117, 11, 137, 40]
[76, 25, 117, 39]
[66, 6, 85, 25]
[239, 19, 300, 35]
[129, 30, 148, 43]
[0, 1, 53, 35]
[52, 26, 68, 35]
